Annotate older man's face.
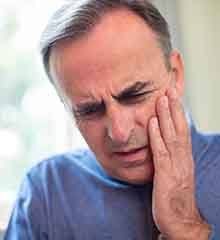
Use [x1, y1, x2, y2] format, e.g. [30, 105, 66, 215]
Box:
[50, 8, 183, 184]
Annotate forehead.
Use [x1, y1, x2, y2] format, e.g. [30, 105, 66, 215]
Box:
[50, 8, 167, 102]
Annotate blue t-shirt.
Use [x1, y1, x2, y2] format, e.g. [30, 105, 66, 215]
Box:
[4, 124, 220, 239]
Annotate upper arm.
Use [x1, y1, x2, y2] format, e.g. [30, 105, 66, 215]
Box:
[4, 174, 48, 240]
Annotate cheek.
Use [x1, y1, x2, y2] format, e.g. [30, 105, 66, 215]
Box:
[77, 121, 105, 150]
[134, 96, 158, 128]
[135, 88, 169, 124]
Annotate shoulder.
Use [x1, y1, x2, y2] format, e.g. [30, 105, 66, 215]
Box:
[29, 148, 93, 174]
[193, 132, 220, 232]
[191, 127, 220, 166]
[188, 113, 220, 163]
[24, 148, 98, 192]
[13, 148, 100, 214]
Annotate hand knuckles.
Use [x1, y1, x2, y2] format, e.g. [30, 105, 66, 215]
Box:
[168, 137, 190, 152]
[156, 149, 170, 160]
[173, 140, 185, 152]
[166, 138, 179, 147]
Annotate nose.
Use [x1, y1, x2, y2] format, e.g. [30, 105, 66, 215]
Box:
[106, 104, 134, 145]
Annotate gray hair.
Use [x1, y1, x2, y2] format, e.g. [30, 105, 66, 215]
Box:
[40, 0, 172, 83]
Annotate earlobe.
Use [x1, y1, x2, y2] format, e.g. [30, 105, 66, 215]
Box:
[169, 50, 185, 98]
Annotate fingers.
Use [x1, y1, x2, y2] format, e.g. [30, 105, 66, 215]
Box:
[149, 117, 170, 170]
[156, 95, 176, 148]
[166, 88, 189, 138]
[155, 88, 190, 149]
[149, 88, 191, 171]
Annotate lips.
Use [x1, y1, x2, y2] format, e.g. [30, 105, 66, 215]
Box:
[115, 146, 145, 155]
[113, 146, 148, 167]
[114, 145, 147, 153]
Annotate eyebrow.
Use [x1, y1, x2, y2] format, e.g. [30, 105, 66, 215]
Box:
[113, 81, 154, 100]
[74, 100, 104, 112]
[74, 80, 154, 110]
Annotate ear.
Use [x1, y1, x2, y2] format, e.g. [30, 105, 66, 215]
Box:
[169, 50, 185, 98]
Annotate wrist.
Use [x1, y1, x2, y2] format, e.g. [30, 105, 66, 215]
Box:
[193, 221, 211, 240]
[160, 221, 211, 240]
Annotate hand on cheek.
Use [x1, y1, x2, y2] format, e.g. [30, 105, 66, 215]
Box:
[148, 88, 211, 239]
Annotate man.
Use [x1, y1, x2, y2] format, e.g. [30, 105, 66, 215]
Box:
[4, 0, 220, 239]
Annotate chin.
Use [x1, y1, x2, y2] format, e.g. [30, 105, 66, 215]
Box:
[124, 174, 154, 185]
[111, 162, 155, 185]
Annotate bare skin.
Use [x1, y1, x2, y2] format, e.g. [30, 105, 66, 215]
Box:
[149, 89, 211, 239]
[49, 8, 212, 239]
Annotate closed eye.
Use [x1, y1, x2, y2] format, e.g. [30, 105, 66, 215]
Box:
[73, 101, 105, 119]
[117, 90, 154, 104]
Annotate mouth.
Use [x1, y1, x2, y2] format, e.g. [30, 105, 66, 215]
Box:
[113, 146, 148, 167]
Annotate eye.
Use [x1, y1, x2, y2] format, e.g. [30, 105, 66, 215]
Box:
[119, 91, 153, 104]
[73, 103, 105, 120]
